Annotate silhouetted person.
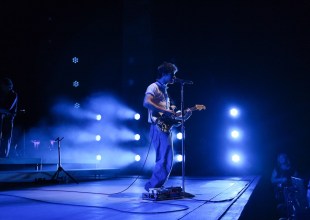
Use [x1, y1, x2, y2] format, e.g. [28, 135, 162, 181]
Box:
[271, 153, 298, 219]
[0, 78, 18, 158]
[143, 62, 192, 192]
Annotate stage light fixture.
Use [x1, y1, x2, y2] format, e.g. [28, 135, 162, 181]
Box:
[135, 154, 141, 162]
[134, 113, 140, 120]
[96, 154, 102, 161]
[231, 154, 240, 163]
[31, 140, 41, 149]
[95, 135, 101, 141]
[74, 103, 80, 108]
[229, 108, 239, 118]
[176, 132, 183, 140]
[72, 57, 79, 63]
[96, 114, 102, 121]
[73, 81, 79, 87]
[176, 154, 183, 162]
[134, 134, 140, 141]
[231, 130, 240, 139]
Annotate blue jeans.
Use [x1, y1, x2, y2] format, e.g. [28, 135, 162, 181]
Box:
[145, 124, 173, 191]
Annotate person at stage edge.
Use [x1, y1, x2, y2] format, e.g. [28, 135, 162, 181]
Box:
[0, 78, 18, 158]
[271, 153, 298, 218]
[143, 61, 192, 192]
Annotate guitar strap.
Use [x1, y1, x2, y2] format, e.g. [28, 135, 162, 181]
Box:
[155, 81, 168, 105]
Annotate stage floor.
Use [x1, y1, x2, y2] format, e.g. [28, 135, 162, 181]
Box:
[0, 174, 260, 220]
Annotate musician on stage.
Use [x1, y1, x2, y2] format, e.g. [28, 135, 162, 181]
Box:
[143, 61, 192, 192]
[0, 78, 18, 158]
[271, 153, 298, 218]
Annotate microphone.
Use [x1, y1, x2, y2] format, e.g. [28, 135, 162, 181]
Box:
[173, 78, 194, 85]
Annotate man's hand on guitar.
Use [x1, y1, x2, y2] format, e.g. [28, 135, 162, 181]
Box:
[163, 109, 175, 118]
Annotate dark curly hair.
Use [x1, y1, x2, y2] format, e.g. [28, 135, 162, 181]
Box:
[157, 62, 178, 78]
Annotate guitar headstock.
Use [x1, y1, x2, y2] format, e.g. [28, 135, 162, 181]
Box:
[194, 104, 206, 111]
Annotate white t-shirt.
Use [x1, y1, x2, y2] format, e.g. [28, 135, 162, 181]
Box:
[145, 82, 170, 123]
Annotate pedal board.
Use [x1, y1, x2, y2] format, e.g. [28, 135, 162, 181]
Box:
[142, 186, 184, 201]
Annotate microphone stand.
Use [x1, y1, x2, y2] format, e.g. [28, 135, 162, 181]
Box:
[179, 82, 195, 198]
[51, 137, 78, 184]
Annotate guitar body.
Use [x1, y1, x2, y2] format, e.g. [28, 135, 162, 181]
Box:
[155, 114, 181, 133]
[155, 105, 206, 133]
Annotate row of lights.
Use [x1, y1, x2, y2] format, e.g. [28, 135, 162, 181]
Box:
[229, 107, 242, 163]
[71, 57, 180, 165]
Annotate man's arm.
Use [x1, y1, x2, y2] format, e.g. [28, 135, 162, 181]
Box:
[143, 94, 174, 116]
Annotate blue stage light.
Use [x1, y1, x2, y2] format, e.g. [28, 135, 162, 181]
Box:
[176, 154, 183, 162]
[96, 154, 102, 161]
[231, 130, 240, 139]
[176, 132, 183, 140]
[229, 108, 239, 118]
[231, 154, 240, 163]
[95, 135, 101, 141]
[134, 134, 140, 141]
[74, 103, 80, 108]
[73, 81, 79, 87]
[135, 154, 141, 161]
[134, 113, 140, 120]
[72, 57, 79, 63]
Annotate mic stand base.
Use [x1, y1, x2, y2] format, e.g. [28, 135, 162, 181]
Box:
[51, 166, 79, 184]
[181, 191, 195, 198]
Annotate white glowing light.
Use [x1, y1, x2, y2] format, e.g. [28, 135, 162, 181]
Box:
[134, 134, 140, 141]
[135, 154, 141, 161]
[134, 113, 140, 120]
[176, 154, 183, 162]
[231, 130, 240, 138]
[231, 154, 240, 163]
[230, 108, 239, 117]
[96, 154, 102, 161]
[176, 132, 183, 140]
[96, 135, 101, 141]
[96, 114, 102, 121]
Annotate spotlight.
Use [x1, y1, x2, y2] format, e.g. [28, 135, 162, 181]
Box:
[231, 130, 240, 139]
[96, 114, 102, 121]
[72, 57, 79, 63]
[134, 134, 140, 141]
[231, 154, 240, 163]
[74, 103, 80, 108]
[73, 81, 79, 87]
[135, 154, 141, 162]
[176, 132, 183, 140]
[134, 113, 140, 120]
[95, 135, 101, 141]
[31, 140, 41, 149]
[229, 108, 239, 118]
[176, 154, 183, 162]
[96, 154, 102, 161]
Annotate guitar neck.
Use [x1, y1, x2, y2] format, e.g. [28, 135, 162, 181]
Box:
[185, 105, 206, 112]
[188, 107, 197, 112]
[187, 106, 200, 112]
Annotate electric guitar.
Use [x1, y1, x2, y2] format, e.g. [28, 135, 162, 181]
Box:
[155, 104, 206, 133]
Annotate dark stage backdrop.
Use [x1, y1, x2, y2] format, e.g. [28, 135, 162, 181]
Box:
[1, 1, 309, 177]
